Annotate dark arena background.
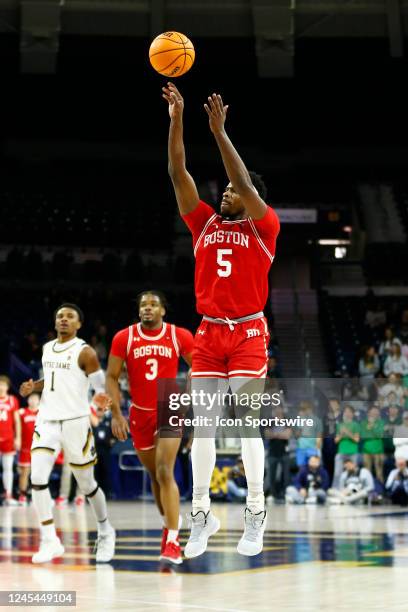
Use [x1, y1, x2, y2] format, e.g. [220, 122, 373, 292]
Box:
[1, 1, 408, 610]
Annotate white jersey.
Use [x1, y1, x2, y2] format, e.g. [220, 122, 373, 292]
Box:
[39, 337, 91, 421]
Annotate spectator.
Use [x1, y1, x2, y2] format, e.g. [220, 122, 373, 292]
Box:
[358, 346, 380, 388]
[332, 405, 360, 488]
[385, 458, 408, 506]
[264, 405, 291, 502]
[382, 404, 402, 479]
[294, 401, 322, 467]
[383, 341, 408, 377]
[322, 398, 342, 485]
[227, 456, 247, 502]
[360, 406, 385, 483]
[379, 327, 400, 366]
[285, 455, 329, 505]
[378, 373, 405, 407]
[328, 457, 374, 505]
[393, 412, 408, 460]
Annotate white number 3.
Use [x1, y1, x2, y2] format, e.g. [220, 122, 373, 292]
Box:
[217, 249, 232, 277]
[145, 358, 158, 380]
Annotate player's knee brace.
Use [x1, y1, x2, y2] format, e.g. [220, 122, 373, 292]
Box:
[71, 467, 98, 497]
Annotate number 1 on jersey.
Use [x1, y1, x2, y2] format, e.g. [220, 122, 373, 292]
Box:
[217, 249, 232, 277]
[50, 371, 55, 391]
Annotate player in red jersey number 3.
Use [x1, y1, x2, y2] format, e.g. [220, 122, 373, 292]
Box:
[164, 82, 280, 558]
[107, 291, 193, 565]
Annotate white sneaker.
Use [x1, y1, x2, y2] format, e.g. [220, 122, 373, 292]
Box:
[237, 508, 266, 556]
[32, 537, 64, 564]
[4, 496, 19, 507]
[305, 497, 317, 505]
[95, 525, 116, 563]
[184, 510, 220, 559]
[327, 497, 342, 505]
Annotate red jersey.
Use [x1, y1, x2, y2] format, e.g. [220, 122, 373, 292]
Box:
[110, 322, 194, 410]
[182, 200, 280, 319]
[0, 395, 19, 442]
[19, 408, 38, 450]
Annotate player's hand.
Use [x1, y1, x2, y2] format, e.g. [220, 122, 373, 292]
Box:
[19, 379, 34, 397]
[93, 393, 112, 411]
[162, 82, 184, 120]
[14, 438, 21, 452]
[111, 414, 130, 442]
[204, 93, 229, 134]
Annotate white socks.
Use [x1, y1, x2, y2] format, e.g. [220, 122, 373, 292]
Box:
[241, 437, 265, 512]
[191, 437, 216, 513]
[2, 454, 14, 495]
[32, 487, 57, 541]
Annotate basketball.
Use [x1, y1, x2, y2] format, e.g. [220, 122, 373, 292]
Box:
[149, 31, 195, 78]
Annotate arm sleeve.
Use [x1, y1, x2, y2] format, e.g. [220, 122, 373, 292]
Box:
[182, 200, 216, 244]
[175, 326, 195, 357]
[109, 329, 129, 360]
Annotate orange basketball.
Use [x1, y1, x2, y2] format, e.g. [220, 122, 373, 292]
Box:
[149, 31, 195, 78]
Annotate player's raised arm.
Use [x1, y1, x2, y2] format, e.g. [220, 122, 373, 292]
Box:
[204, 93, 267, 220]
[163, 82, 200, 215]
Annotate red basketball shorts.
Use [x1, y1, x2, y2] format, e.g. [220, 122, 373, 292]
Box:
[18, 448, 31, 467]
[129, 403, 183, 451]
[129, 406, 157, 451]
[191, 316, 269, 379]
[0, 438, 15, 454]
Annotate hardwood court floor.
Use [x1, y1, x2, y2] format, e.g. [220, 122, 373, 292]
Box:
[1, 500, 408, 611]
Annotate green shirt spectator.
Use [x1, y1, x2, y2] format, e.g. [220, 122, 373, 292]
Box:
[361, 413, 385, 454]
[336, 420, 360, 455]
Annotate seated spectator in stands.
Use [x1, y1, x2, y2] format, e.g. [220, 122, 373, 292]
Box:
[294, 401, 322, 467]
[361, 406, 385, 483]
[378, 373, 405, 407]
[365, 303, 386, 330]
[285, 455, 329, 505]
[385, 458, 408, 506]
[393, 412, 408, 461]
[332, 405, 360, 488]
[383, 341, 408, 377]
[328, 457, 374, 504]
[267, 355, 282, 379]
[227, 456, 247, 502]
[379, 327, 400, 367]
[264, 405, 291, 502]
[358, 346, 380, 389]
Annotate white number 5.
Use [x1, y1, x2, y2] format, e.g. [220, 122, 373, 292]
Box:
[145, 358, 158, 380]
[217, 249, 232, 277]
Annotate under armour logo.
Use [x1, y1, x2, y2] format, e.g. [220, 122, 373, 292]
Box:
[198, 330, 205, 335]
[246, 329, 260, 338]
